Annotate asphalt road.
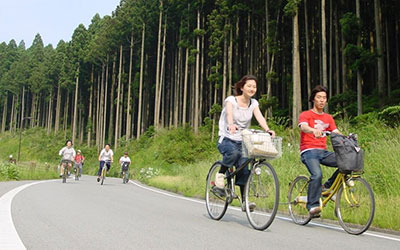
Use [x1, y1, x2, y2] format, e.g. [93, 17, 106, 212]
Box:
[1, 176, 399, 249]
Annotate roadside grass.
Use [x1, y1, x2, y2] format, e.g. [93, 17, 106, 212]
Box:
[0, 120, 399, 231]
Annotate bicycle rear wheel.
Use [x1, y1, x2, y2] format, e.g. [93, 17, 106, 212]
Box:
[245, 162, 279, 230]
[75, 168, 79, 181]
[288, 175, 312, 225]
[101, 167, 106, 185]
[62, 165, 67, 183]
[335, 177, 375, 235]
[205, 162, 229, 220]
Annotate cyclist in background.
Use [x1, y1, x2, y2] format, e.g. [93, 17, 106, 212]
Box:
[298, 85, 342, 217]
[97, 144, 114, 182]
[119, 152, 131, 177]
[59, 140, 76, 177]
[217, 75, 275, 212]
[74, 150, 85, 177]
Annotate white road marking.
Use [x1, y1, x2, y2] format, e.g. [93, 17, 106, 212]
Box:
[0, 180, 57, 250]
[130, 180, 400, 242]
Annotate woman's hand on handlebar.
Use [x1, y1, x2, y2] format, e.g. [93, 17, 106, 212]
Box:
[228, 124, 238, 134]
[266, 129, 276, 137]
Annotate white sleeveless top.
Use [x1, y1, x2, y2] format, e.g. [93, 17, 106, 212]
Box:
[218, 96, 258, 141]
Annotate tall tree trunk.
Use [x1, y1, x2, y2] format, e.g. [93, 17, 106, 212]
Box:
[305, 0, 312, 108]
[114, 45, 123, 149]
[87, 65, 94, 146]
[292, 8, 302, 128]
[103, 61, 109, 148]
[20, 86, 25, 130]
[1, 95, 7, 133]
[385, 20, 391, 96]
[321, 0, 328, 88]
[46, 90, 52, 135]
[222, 21, 228, 103]
[72, 65, 79, 145]
[182, 47, 189, 125]
[30, 93, 36, 128]
[108, 55, 117, 145]
[335, 4, 340, 95]
[341, 36, 348, 92]
[55, 81, 61, 133]
[329, 0, 333, 98]
[154, 0, 163, 128]
[374, 0, 385, 106]
[126, 30, 134, 140]
[137, 23, 145, 139]
[157, 13, 167, 128]
[356, 0, 363, 115]
[194, 9, 201, 134]
[9, 95, 15, 133]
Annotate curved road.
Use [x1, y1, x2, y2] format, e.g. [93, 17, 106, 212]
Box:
[1, 176, 399, 249]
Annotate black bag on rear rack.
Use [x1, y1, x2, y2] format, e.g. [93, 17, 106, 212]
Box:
[330, 133, 364, 173]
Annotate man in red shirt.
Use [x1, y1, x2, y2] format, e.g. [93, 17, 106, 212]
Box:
[298, 85, 342, 217]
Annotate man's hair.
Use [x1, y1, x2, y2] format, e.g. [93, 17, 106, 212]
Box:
[309, 85, 329, 103]
[233, 75, 258, 96]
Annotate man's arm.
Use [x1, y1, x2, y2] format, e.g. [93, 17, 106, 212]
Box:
[299, 123, 324, 138]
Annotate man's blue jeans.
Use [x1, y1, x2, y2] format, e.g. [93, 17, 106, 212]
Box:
[217, 137, 249, 186]
[301, 149, 339, 210]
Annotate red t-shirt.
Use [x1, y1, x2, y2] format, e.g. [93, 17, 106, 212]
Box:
[75, 154, 85, 164]
[298, 110, 337, 153]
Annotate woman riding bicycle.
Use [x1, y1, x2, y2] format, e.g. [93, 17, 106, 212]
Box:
[217, 74, 275, 211]
[59, 140, 76, 177]
[298, 85, 342, 217]
[97, 144, 114, 182]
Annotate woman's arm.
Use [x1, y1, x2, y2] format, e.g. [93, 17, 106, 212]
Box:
[253, 106, 276, 137]
[226, 101, 238, 134]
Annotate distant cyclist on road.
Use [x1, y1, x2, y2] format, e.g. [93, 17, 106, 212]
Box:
[119, 152, 131, 176]
[59, 140, 76, 177]
[74, 150, 85, 177]
[97, 144, 114, 182]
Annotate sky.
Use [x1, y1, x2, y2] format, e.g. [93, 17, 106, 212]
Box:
[0, 0, 121, 48]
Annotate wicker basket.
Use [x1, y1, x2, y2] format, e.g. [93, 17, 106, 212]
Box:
[241, 129, 282, 159]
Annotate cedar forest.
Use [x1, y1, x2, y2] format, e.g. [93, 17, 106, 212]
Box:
[1, 0, 400, 151]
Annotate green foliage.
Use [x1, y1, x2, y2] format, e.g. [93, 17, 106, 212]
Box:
[340, 12, 361, 43]
[378, 106, 400, 127]
[0, 162, 20, 180]
[209, 103, 222, 115]
[266, 71, 279, 84]
[344, 44, 376, 75]
[283, 0, 302, 17]
[258, 94, 278, 113]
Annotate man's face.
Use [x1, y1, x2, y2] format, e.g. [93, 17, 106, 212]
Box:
[313, 91, 327, 110]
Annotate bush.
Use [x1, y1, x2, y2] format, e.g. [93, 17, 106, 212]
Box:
[0, 162, 20, 180]
[378, 106, 400, 127]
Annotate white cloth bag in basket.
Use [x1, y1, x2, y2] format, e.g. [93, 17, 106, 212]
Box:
[241, 129, 279, 157]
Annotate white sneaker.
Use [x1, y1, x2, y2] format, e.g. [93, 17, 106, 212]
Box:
[215, 173, 225, 189]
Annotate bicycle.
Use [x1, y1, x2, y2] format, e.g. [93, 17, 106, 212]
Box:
[288, 133, 375, 235]
[61, 160, 73, 183]
[74, 164, 81, 181]
[121, 162, 130, 184]
[205, 130, 282, 231]
[100, 160, 111, 185]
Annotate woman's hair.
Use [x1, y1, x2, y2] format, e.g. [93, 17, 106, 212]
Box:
[233, 75, 258, 96]
[105, 144, 111, 147]
[309, 85, 329, 103]
[65, 139, 72, 145]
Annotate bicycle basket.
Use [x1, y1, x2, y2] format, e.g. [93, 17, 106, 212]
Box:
[241, 129, 282, 159]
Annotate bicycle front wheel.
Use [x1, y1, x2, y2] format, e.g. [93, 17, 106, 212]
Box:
[288, 175, 312, 225]
[245, 162, 279, 230]
[62, 165, 67, 183]
[336, 177, 375, 235]
[205, 162, 229, 220]
[101, 167, 106, 185]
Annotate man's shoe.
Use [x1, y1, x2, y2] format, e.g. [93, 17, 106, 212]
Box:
[241, 202, 256, 212]
[309, 206, 321, 218]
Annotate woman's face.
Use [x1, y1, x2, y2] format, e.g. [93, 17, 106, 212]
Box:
[105, 145, 110, 151]
[241, 79, 257, 98]
[66, 141, 72, 147]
